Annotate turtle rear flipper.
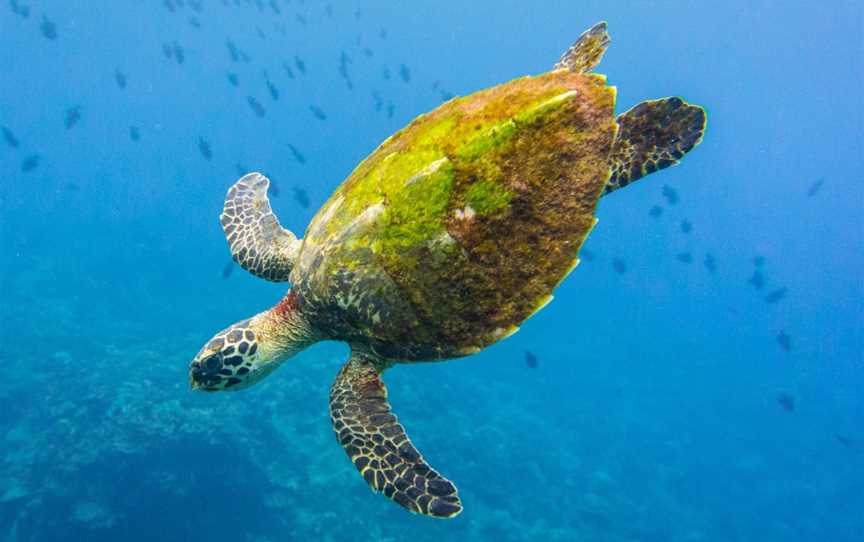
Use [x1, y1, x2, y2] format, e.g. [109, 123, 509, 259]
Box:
[605, 97, 707, 194]
[554, 21, 611, 73]
[329, 349, 462, 518]
[221, 172, 301, 282]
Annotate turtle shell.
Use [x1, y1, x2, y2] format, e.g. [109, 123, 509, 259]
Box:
[294, 69, 617, 360]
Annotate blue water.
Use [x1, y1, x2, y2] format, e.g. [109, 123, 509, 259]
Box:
[1, 2, 862, 541]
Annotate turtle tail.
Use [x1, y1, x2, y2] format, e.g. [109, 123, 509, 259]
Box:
[604, 97, 707, 195]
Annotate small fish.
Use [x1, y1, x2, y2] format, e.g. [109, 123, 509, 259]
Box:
[524, 350, 538, 369]
[268, 0, 280, 14]
[65, 182, 80, 191]
[162, 43, 173, 59]
[363, 47, 373, 58]
[222, 260, 234, 279]
[40, 15, 57, 40]
[247, 96, 266, 118]
[198, 137, 211, 160]
[765, 287, 787, 304]
[269, 179, 280, 198]
[172, 41, 185, 64]
[748, 270, 765, 290]
[163, 0, 176, 13]
[648, 205, 663, 218]
[753, 255, 765, 267]
[295, 13, 307, 26]
[776, 330, 792, 352]
[282, 62, 295, 79]
[227, 40, 240, 62]
[325, 3, 333, 18]
[676, 252, 693, 264]
[293, 187, 310, 209]
[65, 106, 81, 130]
[440, 91, 454, 102]
[227, 73, 239, 86]
[399, 64, 411, 83]
[188, 0, 202, 13]
[383, 67, 391, 81]
[310, 105, 327, 121]
[380, 27, 387, 39]
[188, 16, 201, 29]
[835, 434, 853, 448]
[266, 80, 279, 101]
[115, 69, 127, 89]
[288, 144, 306, 165]
[612, 258, 627, 274]
[776, 392, 795, 412]
[10, 0, 30, 18]
[386, 103, 395, 119]
[579, 249, 594, 262]
[256, 27, 265, 40]
[21, 154, 40, 172]
[129, 126, 140, 141]
[806, 178, 824, 197]
[680, 219, 692, 234]
[703, 253, 716, 273]
[1, 126, 19, 148]
[372, 91, 383, 112]
[661, 184, 678, 205]
[294, 56, 306, 74]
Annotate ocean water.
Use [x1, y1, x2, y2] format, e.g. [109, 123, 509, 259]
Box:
[1, 1, 862, 541]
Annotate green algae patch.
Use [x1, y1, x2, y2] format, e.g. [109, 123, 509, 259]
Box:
[464, 178, 512, 214]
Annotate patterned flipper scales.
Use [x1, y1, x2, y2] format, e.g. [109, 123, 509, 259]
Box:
[554, 21, 611, 73]
[605, 97, 707, 194]
[221, 172, 301, 282]
[329, 351, 462, 518]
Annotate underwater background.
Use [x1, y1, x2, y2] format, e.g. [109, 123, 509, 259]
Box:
[1, 1, 862, 541]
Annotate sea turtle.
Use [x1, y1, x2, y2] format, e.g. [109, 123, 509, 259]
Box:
[189, 22, 706, 518]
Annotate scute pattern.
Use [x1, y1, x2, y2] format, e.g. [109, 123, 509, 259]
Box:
[329, 352, 462, 518]
[221, 172, 300, 282]
[606, 97, 707, 193]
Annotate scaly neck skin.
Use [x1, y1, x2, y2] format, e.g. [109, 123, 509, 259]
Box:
[251, 290, 317, 364]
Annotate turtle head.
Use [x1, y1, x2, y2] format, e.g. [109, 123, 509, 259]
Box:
[189, 295, 314, 391]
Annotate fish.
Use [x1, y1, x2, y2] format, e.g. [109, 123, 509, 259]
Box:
[399, 64, 411, 83]
[227, 73, 239, 86]
[266, 80, 279, 101]
[835, 435, 853, 448]
[65, 106, 81, 130]
[163, 0, 176, 13]
[765, 287, 787, 304]
[188, 16, 201, 29]
[269, 179, 280, 198]
[115, 69, 127, 89]
[680, 219, 692, 234]
[247, 96, 266, 118]
[325, 3, 333, 18]
[288, 144, 306, 165]
[1, 126, 19, 148]
[612, 258, 627, 274]
[310, 106, 327, 121]
[294, 56, 306, 74]
[372, 91, 383, 112]
[293, 187, 310, 209]
[580, 249, 594, 262]
[295, 13, 307, 26]
[162, 43, 173, 59]
[649, 205, 663, 218]
[40, 15, 57, 40]
[129, 126, 140, 142]
[172, 41, 185, 64]
[227, 40, 240, 62]
[524, 350, 538, 369]
[703, 253, 717, 273]
[10, 0, 30, 18]
[753, 255, 765, 267]
[776, 330, 792, 352]
[222, 260, 235, 279]
[748, 270, 764, 290]
[776, 392, 795, 412]
[383, 67, 391, 81]
[21, 154, 40, 172]
[806, 178, 824, 197]
[380, 27, 387, 39]
[268, 0, 280, 14]
[363, 47, 373, 58]
[661, 184, 679, 205]
[676, 252, 693, 264]
[386, 103, 395, 118]
[440, 91, 454, 101]
[198, 138, 212, 160]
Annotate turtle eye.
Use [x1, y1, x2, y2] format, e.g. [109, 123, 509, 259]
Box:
[204, 354, 222, 371]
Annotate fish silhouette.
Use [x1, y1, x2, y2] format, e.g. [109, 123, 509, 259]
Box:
[222, 260, 235, 279]
[228, 73, 239, 87]
[10, 0, 30, 18]
[294, 56, 306, 74]
[310, 106, 327, 121]
[580, 249, 594, 262]
[680, 219, 692, 234]
[267, 80, 279, 101]
[288, 144, 305, 165]
[765, 288, 787, 304]
[65, 106, 81, 130]
[676, 252, 693, 264]
[40, 15, 57, 40]
[524, 350, 538, 369]
[115, 69, 127, 89]
[1, 126, 19, 148]
[776, 392, 795, 412]
[247, 96, 266, 118]
[648, 205, 662, 218]
[293, 187, 310, 209]
[703, 253, 717, 273]
[806, 178, 824, 197]
[661, 184, 679, 205]
[612, 258, 627, 274]
[21, 154, 40, 172]
[748, 270, 765, 290]
[399, 64, 411, 83]
[129, 126, 140, 142]
[776, 330, 792, 352]
[198, 138, 212, 160]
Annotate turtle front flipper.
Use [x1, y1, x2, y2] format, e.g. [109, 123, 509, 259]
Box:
[554, 21, 611, 73]
[329, 349, 462, 518]
[221, 172, 301, 282]
[605, 97, 707, 194]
